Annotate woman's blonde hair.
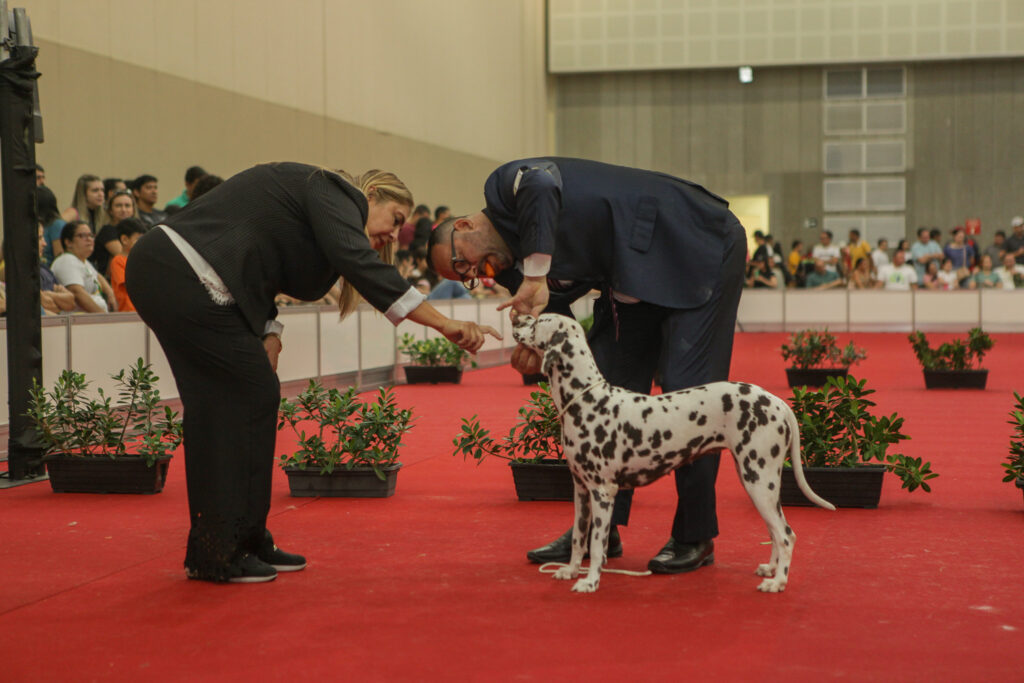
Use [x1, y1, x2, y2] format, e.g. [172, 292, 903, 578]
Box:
[104, 189, 138, 225]
[71, 174, 103, 230]
[332, 169, 414, 319]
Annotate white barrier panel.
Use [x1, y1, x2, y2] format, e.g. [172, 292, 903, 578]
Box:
[69, 316, 149, 399]
[914, 291, 981, 331]
[41, 320, 69, 387]
[981, 290, 1024, 331]
[358, 308, 396, 370]
[848, 291, 913, 331]
[783, 291, 848, 330]
[275, 309, 319, 383]
[737, 290, 784, 331]
[478, 300, 508, 352]
[146, 329, 177, 402]
[320, 310, 360, 375]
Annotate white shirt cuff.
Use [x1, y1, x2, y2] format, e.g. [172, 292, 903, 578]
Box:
[385, 286, 427, 325]
[263, 319, 284, 339]
[522, 253, 551, 278]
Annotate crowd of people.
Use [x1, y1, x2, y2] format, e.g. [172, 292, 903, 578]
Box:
[746, 219, 1024, 292]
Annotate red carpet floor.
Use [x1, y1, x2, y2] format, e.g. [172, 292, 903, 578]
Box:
[2, 332, 1023, 681]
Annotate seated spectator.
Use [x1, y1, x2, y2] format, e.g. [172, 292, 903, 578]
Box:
[191, 174, 223, 201]
[37, 223, 75, 314]
[921, 260, 942, 290]
[896, 238, 911, 255]
[1005, 216, 1024, 265]
[164, 165, 207, 213]
[108, 218, 147, 312]
[745, 255, 778, 288]
[804, 258, 843, 289]
[65, 174, 106, 231]
[37, 184, 66, 264]
[811, 230, 841, 275]
[50, 220, 117, 312]
[399, 205, 430, 248]
[787, 239, 804, 286]
[412, 277, 432, 296]
[910, 227, 943, 281]
[131, 174, 167, 227]
[995, 253, 1024, 289]
[35, 163, 45, 186]
[936, 258, 960, 290]
[409, 216, 434, 252]
[877, 249, 918, 290]
[969, 254, 1002, 290]
[943, 227, 975, 285]
[847, 256, 878, 289]
[984, 230, 1006, 265]
[409, 246, 438, 289]
[427, 278, 473, 300]
[92, 189, 136, 278]
[395, 249, 414, 280]
[103, 177, 127, 201]
[433, 205, 451, 227]
[751, 230, 772, 264]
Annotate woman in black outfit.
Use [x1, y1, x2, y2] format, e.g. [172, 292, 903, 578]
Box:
[126, 162, 498, 584]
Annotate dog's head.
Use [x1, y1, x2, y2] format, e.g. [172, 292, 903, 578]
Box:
[512, 313, 582, 351]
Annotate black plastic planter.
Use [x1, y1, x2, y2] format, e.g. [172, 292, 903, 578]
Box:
[44, 454, 172, 494]
[780, 464, 885, 509]
[509, 459, 573, 501]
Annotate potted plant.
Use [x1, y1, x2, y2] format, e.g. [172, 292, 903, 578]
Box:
[783, 375, 937, 508]
[452, 382, 572, 501]
[908, 327, 994, 389]
[780, 328, 867, 387]
[1002, 392, 1024, 504]
[398, 333, 476, 384]
[521, 314, 594, 385]
[277, 380, 414, 497]
[26, 358, 183, 494]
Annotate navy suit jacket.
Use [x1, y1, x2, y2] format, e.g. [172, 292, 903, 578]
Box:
[483, 157, 733, 311]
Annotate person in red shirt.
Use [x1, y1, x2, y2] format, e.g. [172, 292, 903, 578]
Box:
[108, 218, 147, 312]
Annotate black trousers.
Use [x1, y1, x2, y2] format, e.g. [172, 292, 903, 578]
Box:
[591, 212, 746, 543]
[126, 228, 280, 581]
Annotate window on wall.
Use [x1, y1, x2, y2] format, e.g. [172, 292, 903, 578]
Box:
[825, 67, 905, 99]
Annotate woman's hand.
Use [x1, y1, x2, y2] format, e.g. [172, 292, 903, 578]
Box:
[263, 334, 282, 371]
[510, 343, 543, 375]
[440, 319, 501, 354]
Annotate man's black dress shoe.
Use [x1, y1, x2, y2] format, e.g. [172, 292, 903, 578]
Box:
[526, 527, 623, 564]
[647, 539, 714, 574]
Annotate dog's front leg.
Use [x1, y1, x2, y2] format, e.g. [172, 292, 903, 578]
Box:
[553, 476, 590, 581]
[572, 483, 617, 593]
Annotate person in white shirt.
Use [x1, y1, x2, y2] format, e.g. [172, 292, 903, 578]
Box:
[50, 220, 116, 312]
[871, 237, 891, 270]
[811, 230, 841, 274]
[995, 253, 1024, 290]
[876, 249, 918, 290]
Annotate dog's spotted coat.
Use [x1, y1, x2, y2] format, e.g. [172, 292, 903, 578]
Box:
[512, 314, 835, 593]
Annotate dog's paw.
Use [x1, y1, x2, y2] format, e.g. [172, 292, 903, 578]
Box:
[756, 577, 787, 593]
[571, 577, 599, 593]
[553, 566, 579, 581]
[756, 563, 776, 577]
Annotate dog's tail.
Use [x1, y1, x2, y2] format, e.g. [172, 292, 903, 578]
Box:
[785, 406, 837, 511]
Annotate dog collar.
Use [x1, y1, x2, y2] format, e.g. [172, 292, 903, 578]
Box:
[555, 379, 608, 420]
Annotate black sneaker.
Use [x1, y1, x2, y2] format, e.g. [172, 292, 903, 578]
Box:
[257, 530, 307, 572]
[227, 553, 278, 584]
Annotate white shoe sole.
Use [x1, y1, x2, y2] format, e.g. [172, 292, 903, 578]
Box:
[271, 562, 307, 572]
[227, 573, 278, 583]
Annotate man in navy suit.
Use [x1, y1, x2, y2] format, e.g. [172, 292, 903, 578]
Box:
[428, 157, 747, 574]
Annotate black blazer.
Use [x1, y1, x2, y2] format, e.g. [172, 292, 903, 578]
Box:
[163, 162, 412, 336]
[484, 157, 733, 311]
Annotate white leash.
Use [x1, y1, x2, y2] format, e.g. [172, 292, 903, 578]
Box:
[537, 562, 652, 577]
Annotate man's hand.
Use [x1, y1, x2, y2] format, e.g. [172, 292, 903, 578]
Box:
[497, 275, 548, 317]
[510, 343, 543, 375]
[263, 334, 282, 372]
[440, 320, 502, 354]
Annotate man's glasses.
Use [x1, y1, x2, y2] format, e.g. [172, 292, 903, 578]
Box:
[450, 228, 478, 290]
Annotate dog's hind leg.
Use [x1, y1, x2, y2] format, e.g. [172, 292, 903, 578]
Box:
[742, 460, 794, 593]
[553, 476, 590, 581]
[572, 483, 617, 593]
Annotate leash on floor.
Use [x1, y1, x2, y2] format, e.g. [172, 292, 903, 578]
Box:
[537, 562, 652, 577]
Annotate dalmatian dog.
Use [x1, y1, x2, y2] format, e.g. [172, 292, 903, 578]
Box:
[511, 313, 835, 594]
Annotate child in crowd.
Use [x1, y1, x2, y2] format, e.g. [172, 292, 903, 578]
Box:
[108, 218, 147, 312]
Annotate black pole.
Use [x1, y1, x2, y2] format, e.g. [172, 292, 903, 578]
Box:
[0, 42, 44, 480]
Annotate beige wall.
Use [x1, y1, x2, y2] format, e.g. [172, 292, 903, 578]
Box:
[20, 0, 550, 214]
[554, 58, 1024, 253]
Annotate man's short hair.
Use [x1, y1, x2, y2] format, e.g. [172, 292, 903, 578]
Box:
[396, 249, 412, 263]
[434, 205, 450, 221]
[995, 230, 1006, 238]
[191, 174, 223, 201]
[849, 228, 860, 238]
[131, 174, 157, 191]
[877, 237, 888, 246]
[413, 204, 430, 216]
[822, 230, 833, 239]
[185, 166, 207, 184]
[116, 217, 148, 240]
[426, 217, 458, 276]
